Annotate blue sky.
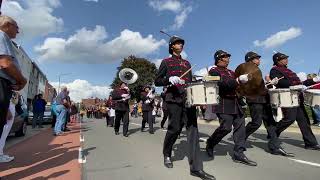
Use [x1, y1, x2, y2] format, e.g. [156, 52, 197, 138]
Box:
[2, 0, 320, 101]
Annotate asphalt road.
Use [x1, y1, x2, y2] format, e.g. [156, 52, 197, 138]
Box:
[81, 117, 320, 180]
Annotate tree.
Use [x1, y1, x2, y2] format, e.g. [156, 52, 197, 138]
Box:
[111, 55, 157, 101]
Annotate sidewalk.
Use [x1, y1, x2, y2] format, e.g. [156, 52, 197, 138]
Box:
[0, 123, 81, 180]
[198, 117, 320, 134]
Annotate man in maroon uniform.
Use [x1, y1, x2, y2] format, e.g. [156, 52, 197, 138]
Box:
[270, 52, 320, 150]
[112, 82, 131, 137]
[140, 86, 154, 134]
[155, 36, 215, 180]
[206, 50, 257, 166]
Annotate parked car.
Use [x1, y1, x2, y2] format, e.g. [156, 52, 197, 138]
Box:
[9, 94, 28, 137]
[28, 105, 52, 124]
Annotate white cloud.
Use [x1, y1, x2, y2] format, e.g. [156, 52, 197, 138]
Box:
[297, 72, 307, 82]
[254, 27, 302, 48]
[148, 0, 182, 12]
[181, 50, 188, 59]
[194, 66, 215, 77]
[169, 6, 192, 31]
[35, 25, 166, 63]
[51, 79, 111, 102]
[2, 0, 64, 40]
[84, 0, 99, 2]
[153, 59, 163, 68]
[149, 0, 192, 31]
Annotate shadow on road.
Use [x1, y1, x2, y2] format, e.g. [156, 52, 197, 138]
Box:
[0, 123, 81, 179]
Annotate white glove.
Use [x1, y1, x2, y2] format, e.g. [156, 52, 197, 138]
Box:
[302, 85, 308, 91]
[238, 74, 249, 83]
[169, 76, 181, 85]
[313, 76, 320, 82]
[270, 77, 279, 85]
[145, 100, 150, 104]
[169, 76, 181, 84]
[148, 94, 155, 99]
[121, 94, 130, 98]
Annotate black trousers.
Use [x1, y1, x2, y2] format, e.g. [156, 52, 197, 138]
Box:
[277, 106, 318, 146]
[245, 103, 280, 150]
[163, 103, 203, 171]
[114, 110, 129, 135]
[160, 108, 169, 128]
[52, 114, 57, 128]
[0, 78, 12, 138]
[107, 116, 114, 126]
[207, 110, 246, 158]
[142, 110, 153, 132]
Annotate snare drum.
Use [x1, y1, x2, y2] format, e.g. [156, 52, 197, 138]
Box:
[186, 81, 219, 106]
[269, 89, 300, 108]
[304, 89, 320, 107]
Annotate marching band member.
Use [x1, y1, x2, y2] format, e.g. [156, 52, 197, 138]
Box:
[270, 52, 320, 150]
[140, 86, 155, 134]
[155, 36, 215, 180]
[112, 82, 131, 137]
[106, 95, 115, 127]
[206, 50, 257, 166]
[160, 87, 169, 129]
[235, 51, 293, 157]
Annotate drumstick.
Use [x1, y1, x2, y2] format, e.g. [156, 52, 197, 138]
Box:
[306, 82, 320, 89]
[180, 64, 196, 78]
[265, 76, 284, 86]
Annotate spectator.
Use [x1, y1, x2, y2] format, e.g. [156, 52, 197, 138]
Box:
[306, 73, 320, 126]
[51, 98, 57, 128]
[0, 15, 27, 165]
[70, 102, 78, 123]
[54, 87, 70, 136]
[62, 90, 71, 132]
[0, 92, 18, 163]
[32, 94, 47, 128]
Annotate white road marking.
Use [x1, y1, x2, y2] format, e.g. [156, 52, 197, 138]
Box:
[199, 137, 207, 142]
[130, 123, 141, 126]
[78, 147, 87, 164]
[80, 135, 85, 142]
[289, 158, 320, 167]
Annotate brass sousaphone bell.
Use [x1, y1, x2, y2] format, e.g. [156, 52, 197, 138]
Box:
[118, 68, 138, 84]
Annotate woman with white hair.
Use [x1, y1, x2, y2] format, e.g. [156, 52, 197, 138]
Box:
[0, 15, 26, 164]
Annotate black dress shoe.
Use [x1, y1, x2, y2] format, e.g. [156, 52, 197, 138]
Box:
[123, 134, 129, 137]
[234, 155, 257, 166]
[141, 128, 145, 132]
[270, 148, 295, 157]
[206, 144, 214, 158]
[149, 131, 154, 134]
[190, 170, 216, 180]
[164, 156, 173, 168]
[305, 144, 320, 150]
[115, 132, 119, 135]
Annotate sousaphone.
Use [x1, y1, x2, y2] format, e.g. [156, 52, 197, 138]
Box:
[119, 68, 138, 84]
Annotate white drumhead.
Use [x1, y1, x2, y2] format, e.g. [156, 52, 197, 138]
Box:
[306, 89, 320, 94]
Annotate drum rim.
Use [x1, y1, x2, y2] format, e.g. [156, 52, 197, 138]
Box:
[268, 88, 291, 92]
[305, 89, 320, 94]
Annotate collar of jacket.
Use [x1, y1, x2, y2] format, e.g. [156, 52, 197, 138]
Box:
[171, 54, 182, 60]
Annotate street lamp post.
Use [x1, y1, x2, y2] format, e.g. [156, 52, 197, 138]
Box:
[58, 73, 72, 94]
